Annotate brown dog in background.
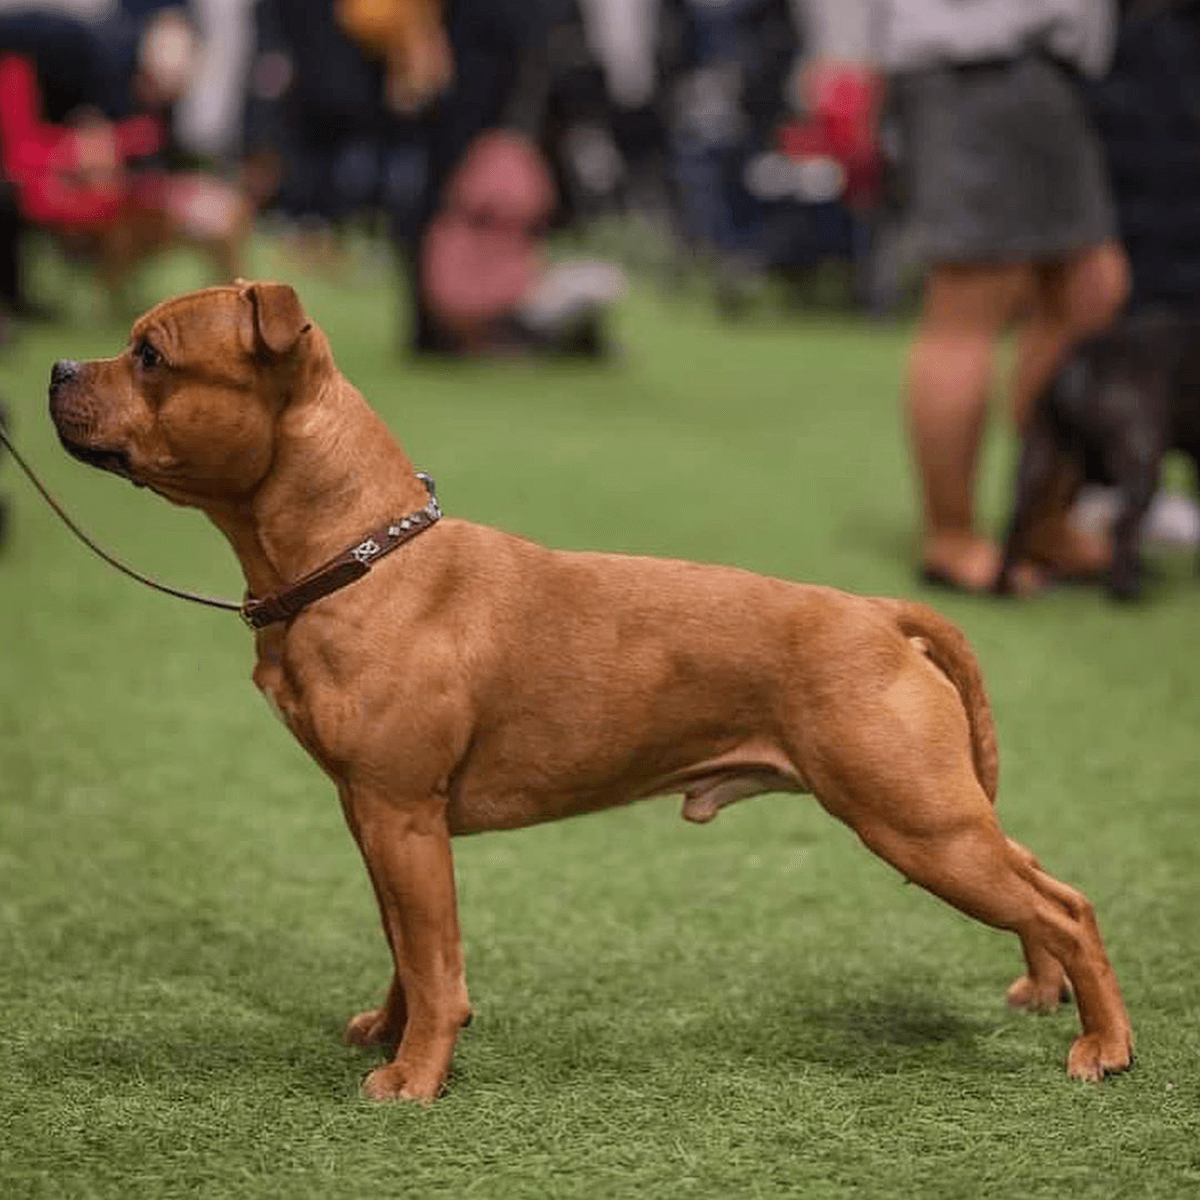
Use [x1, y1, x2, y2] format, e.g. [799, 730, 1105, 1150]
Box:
[47, 282, 1133, 1101]
[67, 174, 252, 313]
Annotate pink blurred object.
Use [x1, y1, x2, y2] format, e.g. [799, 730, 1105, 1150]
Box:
[779, 66, 883, 208]
[422, 130, 557, 350]
[441, 129, 556, 226]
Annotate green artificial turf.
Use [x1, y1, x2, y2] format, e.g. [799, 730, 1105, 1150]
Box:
[2, 242, 1199, 1199]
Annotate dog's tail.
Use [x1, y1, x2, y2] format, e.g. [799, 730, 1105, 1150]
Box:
[873, 598, 1000, 805]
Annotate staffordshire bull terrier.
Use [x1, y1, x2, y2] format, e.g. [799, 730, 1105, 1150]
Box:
[48, 282, 1133, 1100]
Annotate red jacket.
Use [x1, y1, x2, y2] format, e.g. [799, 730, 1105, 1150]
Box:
[0, 53, 163, 230]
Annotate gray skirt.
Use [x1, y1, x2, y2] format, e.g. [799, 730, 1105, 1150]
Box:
[893, 53, 1116, 265]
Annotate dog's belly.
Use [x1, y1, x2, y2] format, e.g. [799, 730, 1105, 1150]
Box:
[445, 743, 808, 835]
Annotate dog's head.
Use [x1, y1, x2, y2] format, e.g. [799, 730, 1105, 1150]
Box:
[49, 282, 316, 507]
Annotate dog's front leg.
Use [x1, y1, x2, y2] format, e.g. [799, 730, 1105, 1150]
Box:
[348, 789, 472, 1102]
[337, 787, 409, 1052]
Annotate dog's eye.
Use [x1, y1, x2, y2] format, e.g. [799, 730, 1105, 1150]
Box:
[134, 340, 163, 371]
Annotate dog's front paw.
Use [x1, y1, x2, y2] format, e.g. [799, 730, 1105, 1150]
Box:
[342, 1008, 393, 1048]
[1066, 1030, 1134, 1082]
[1006, 972, 1072, 1015]
[361, 1063, 441, 1104]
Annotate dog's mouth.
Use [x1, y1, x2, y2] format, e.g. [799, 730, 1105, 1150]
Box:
[57, 433, 139, 484]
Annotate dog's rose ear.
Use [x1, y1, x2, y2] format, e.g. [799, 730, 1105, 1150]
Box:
[244, 281, 312, 356]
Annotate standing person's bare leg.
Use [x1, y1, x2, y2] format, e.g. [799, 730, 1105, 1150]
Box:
[907, 262, 1032, 591]
[1009, 241, 1130, 576]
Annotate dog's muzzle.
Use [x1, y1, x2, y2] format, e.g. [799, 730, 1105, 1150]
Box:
[48, 360, 135, 482]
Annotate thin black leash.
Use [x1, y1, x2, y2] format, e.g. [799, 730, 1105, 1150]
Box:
[0, 422, 245, 615]
[0, 422, 443, 628]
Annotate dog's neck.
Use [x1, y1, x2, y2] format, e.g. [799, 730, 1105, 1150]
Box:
[203, 361, 431, 599]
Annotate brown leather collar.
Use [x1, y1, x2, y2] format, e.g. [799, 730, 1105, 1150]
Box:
[241, 473, 442, 630]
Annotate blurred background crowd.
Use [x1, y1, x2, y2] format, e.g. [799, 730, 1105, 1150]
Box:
[0, 0, 910, 352]
[1, 0, 1199, 592]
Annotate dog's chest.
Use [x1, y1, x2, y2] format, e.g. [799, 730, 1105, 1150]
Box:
[253, 650, 303, 734]
[251, 645, 343, 770]
[259, 679, 291, 726]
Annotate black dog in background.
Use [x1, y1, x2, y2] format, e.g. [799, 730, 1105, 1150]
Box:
[996, 312, 1200, 601]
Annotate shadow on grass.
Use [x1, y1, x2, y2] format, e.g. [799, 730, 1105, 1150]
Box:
[8, 1022, 364, 1113]
[15, 1016, 370, 1101]
[7, 916, 381, 1100]
[14, 959, 1055, 1106]
[753, 988, 1032, 1079]
[453, 964, 1047, 1095]
[12, 895, 1050, 1101]
[793, 989, 1006, 1074]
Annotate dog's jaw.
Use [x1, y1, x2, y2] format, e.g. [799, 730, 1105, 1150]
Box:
[55, 432, 140, 484]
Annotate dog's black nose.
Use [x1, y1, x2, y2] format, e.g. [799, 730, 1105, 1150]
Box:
[50, 360, 80, 390]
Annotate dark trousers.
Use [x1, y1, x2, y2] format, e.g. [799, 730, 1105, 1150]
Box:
[0, 181, 24, 308]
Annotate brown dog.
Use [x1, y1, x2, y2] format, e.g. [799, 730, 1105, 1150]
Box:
[48, 282, 1133, 1100]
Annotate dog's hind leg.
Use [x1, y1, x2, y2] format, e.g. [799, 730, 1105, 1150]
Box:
[1002, 838, 1072, 1014]
[842, 787, 1130, 1079]
[808, 672, 1132, 1080]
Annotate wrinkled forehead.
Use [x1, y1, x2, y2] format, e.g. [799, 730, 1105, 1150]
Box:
[129, 286, 247, 355]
